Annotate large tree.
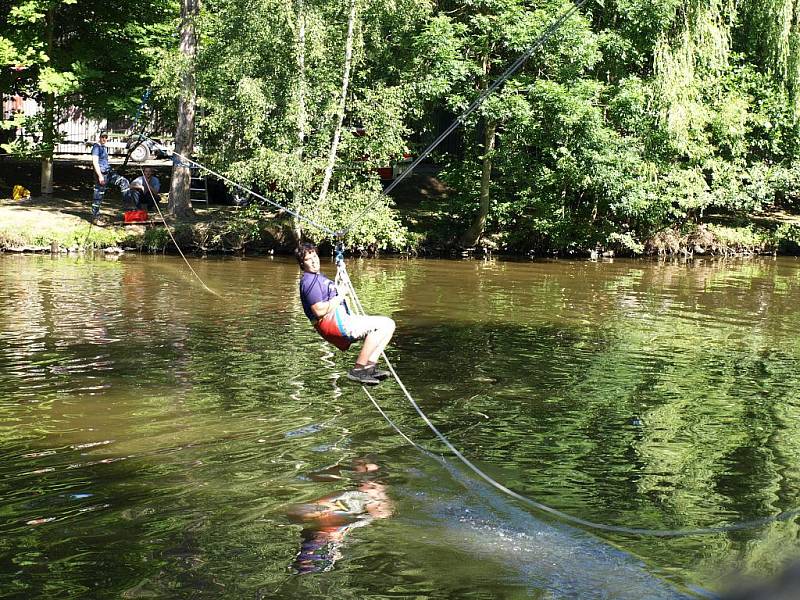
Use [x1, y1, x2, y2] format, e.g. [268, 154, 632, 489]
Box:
[411, 0, 599, 248]
[190, 0, 431, 249]
[410, 0, 800, 254]
[168, 0, 200, 218]
[0, 0, 174, 194]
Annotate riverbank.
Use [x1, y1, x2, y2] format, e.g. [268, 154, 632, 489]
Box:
[0, 195, 291, 255]
[2, 157, 800, 257]
[3, 191, 800, 258]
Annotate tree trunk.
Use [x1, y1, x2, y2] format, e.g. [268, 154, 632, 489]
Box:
[292, 0, 306, 242]
[169, 0, 199, 219]
[460, 119, 496, 247]
[40, 5, 55, 196]
[317, 0, 357, 207]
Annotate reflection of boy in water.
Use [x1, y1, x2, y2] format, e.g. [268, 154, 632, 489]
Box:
[287, 460, 393, 574]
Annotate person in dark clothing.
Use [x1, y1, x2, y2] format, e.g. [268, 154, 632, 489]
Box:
[296, 242, 395, 385]
[90, 132, 130, 222]
[129, 167, 160, 210]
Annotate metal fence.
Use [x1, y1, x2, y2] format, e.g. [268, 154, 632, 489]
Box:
[1, 95, 174, 157]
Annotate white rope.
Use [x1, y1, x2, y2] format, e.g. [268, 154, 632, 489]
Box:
[141, 168, 221, 298]
[170, 151, 336, 236]
[335, 260, 800, 538]
[341, 0, 592, 234]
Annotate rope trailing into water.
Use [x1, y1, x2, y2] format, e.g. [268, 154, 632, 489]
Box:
[335, 259, 800, 538]
[339, 0, 593, 235]
[81, 220, 95, 250]
[123, 0, 798, 538]
[141, 167, 221, 297]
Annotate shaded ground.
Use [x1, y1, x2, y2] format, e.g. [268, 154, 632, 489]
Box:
[0, 157, 262, 252]
[0, 157, 450, 254]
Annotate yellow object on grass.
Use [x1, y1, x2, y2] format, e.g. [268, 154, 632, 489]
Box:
[12, 185, 31, 201]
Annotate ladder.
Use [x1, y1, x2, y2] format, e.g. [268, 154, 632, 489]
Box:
[189, 166, 208, 204]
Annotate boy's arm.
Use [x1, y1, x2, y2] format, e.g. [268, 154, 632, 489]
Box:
[310, 293, 348, 319]
[91, 150, 104, 183]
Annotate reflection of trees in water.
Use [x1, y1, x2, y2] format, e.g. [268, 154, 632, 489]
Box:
[3, 255, 800, 595]
[383, 257, 800, 588]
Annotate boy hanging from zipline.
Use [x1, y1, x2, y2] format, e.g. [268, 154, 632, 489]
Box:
[296, 242, 395, 385]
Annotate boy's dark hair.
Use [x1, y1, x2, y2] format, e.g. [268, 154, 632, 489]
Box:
[295, 242, 317, 268]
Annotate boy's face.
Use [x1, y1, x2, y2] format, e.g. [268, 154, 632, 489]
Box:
[302, 250, 320, 274]
[99, 134, 108, 144]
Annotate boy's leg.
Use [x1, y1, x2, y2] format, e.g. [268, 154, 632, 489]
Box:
[339, 314, 395, 384]
[92, 180, 107, 218]
[129, 188, 143, 210]
[108, 172, 131, 204]
[354, 316, 395, 366]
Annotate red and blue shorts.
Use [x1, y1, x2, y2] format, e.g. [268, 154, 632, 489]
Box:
[313, 305, 389, 352]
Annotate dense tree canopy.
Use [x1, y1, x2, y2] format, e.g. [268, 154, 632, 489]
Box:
[0, 0, 175, 145]
[2, 0, 800, 252]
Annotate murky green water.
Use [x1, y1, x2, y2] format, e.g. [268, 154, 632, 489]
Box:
[1, 253, 799, 599]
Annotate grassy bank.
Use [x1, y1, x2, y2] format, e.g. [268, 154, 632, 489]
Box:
[0, 196, 292, 255]
[0, 205, 127, 250]
[646, 221, 800, 257]
[3, 196, 800, 258]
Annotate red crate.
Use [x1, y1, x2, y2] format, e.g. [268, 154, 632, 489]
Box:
[124, 209, 149, 223]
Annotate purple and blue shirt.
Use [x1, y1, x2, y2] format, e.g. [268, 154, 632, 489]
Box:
[299, 271, 337, 322]
[91, 143, 110, 173]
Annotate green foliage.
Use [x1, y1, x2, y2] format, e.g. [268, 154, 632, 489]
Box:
[407, 0, 800, 254]
[189, 0, 417, 250]
[0, 0, 176, 160]
[0, 213, 126, 249]
[774, 222, 800, 252]
[4, 0, 794, 254]
[140, 227, 171, 253]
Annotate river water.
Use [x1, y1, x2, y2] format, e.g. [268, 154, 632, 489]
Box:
[1, 253, 799, 599]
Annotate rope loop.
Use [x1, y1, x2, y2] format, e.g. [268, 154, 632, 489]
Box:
[334, 241, 345, 269]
